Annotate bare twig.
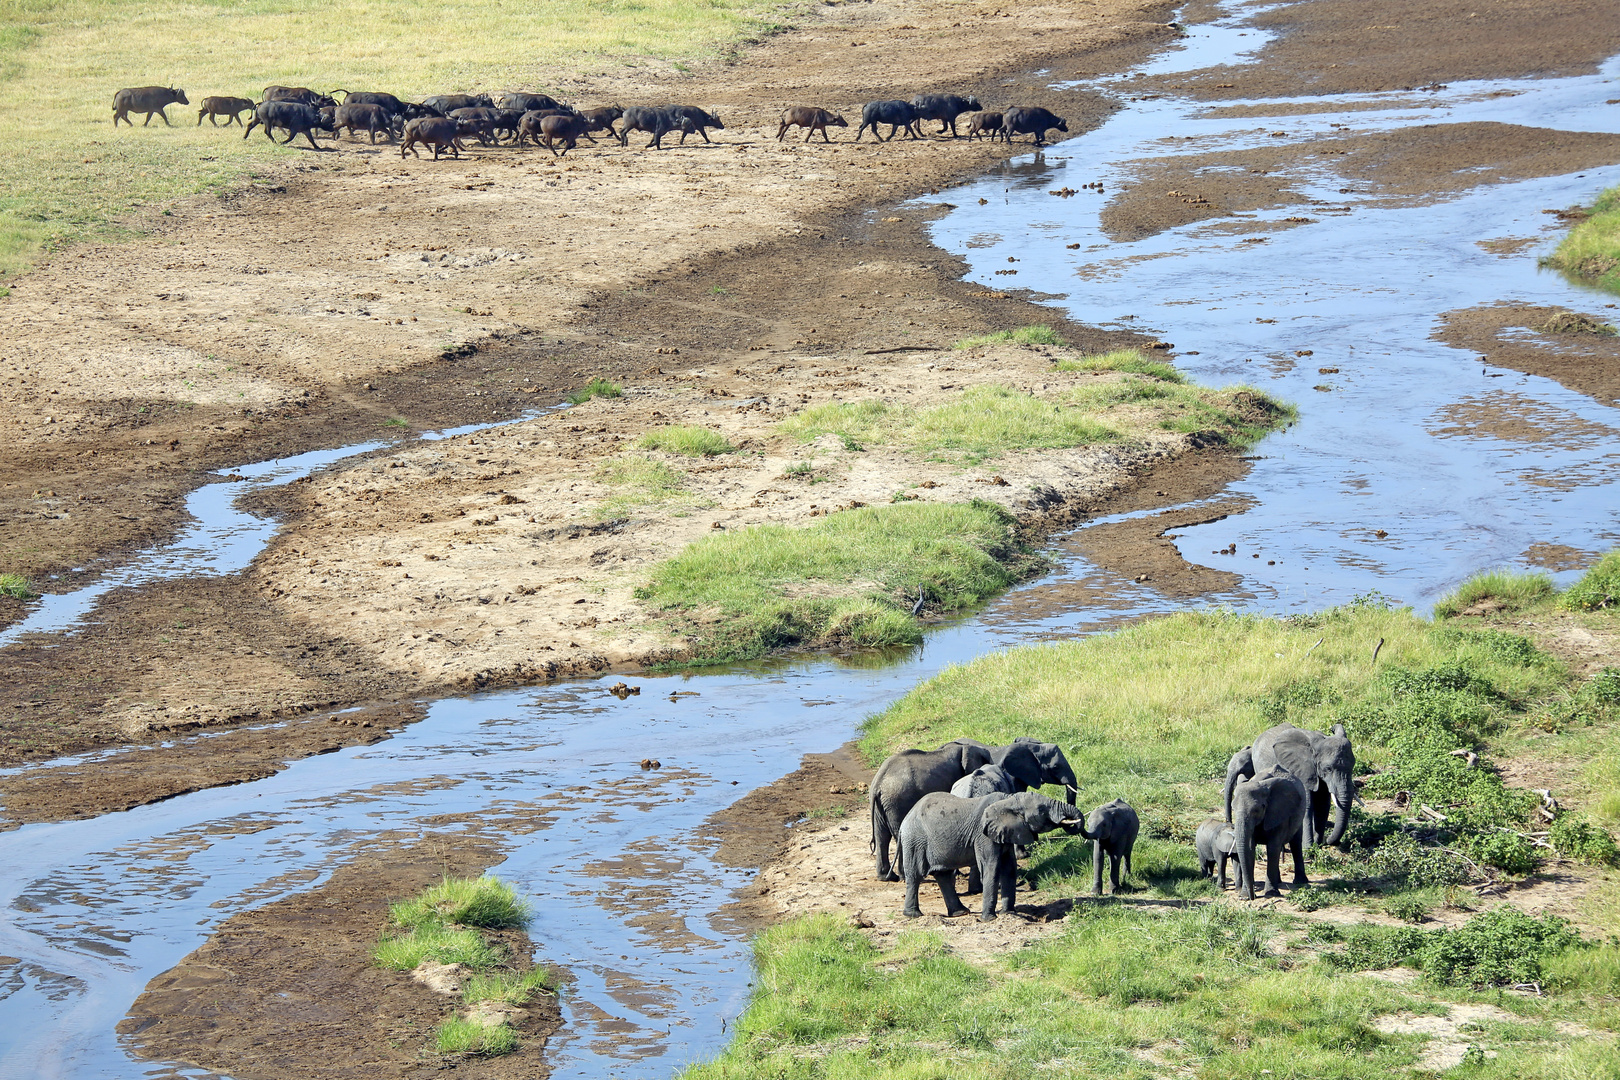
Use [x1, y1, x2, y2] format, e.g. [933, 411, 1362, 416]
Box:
[1305, 637, 1325, 657]
[1418, 804, 1449, 823]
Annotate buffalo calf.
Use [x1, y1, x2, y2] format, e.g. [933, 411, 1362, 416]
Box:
[335, 102, 395, 143]
[401, 116, 471, 159]
[197, 95, 253, 127]
[964, 110, 1005, 142]
[777, 106, 847, 143]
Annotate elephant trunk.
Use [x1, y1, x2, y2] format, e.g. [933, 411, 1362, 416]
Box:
[1324, 776, 1353, 847]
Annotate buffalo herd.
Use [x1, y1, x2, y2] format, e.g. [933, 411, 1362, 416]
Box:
[111, 84, 1070, 159]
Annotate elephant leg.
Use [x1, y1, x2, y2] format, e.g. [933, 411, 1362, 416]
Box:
[903, 871, 924, 918]
[934, 871, 970, 918]
[1290, 834, 1309, 885]
[1263, 841, 1284, 897]
[979, 849, 1004, 920]
[1109, 853, 1122, 894]
[873, 806, 900, 881]
[1218, 852, 1230, 890]
[998, 849, 1019, 914]
[964, 863, 982, 895]
[1235, 840, 1255, 900]
[1091, 839, 1104, 896]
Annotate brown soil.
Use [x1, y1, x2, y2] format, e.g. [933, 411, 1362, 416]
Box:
[1435, 303, 1620, 408]
[119, 833, 563, 1080]
[1145, 0, 1620, 100]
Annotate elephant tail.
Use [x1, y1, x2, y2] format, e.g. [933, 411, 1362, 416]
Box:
[869, 793, 881, 852]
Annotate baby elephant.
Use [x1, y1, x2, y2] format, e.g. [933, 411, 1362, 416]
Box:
[900, 791, 1082, 921]
[950, 763, 1017, 800]
[1195, 817, 1238, 888]
[1078, 798, 1138, 895]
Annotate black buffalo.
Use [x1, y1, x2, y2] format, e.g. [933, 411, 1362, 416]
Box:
[618, 106, 697, 149]
[497, 91, 563, 112]
[343, 91, 407, 116]
[334, 103, 395, 142]
[113, 86, 188, 126]
[910, 93, 982, 136]
[401, 116, 473, 159]
[856, 99, 920, 142]
[1003, 105, 1069, 145]
[422, 93, 493, 115]
[243, 100, 336, 149]
[197, 95, 253, 127]
[263, 85, 337, 108]
[664, 105, 723, 144]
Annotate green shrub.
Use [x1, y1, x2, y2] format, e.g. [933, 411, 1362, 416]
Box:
[389, 876, 530, 930]
[1462, 831, 1538, 875]
[1561, 549, 1620, 611]
[637, 425, 735, 457]
[1593, 667, 1620, 704]
[1548, 813, 1620, 865]
[0, 572, 36, 599]
[1361, 833, 1469, 888]
[1383, 895, 1431, 923]
[1291, 885, 1334, 912]
[1420, 909, 1582, 988]
[1432, 569, 1554, 618]
[566, 377, 622, 404]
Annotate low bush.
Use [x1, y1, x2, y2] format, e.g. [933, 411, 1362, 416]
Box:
[1548, 813, 1620, 866]
[1323, 908, 1584, 988]
[1432, 569, 1554, 618]
[1561, 549, 1620, 611]
[566, 377, 622, 405]
[638, 425, 735, 457]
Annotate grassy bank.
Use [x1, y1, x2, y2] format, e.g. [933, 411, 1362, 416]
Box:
[0, 0, 785, 281]
[685, 558, 1620, 1078]
[780, 353, 1292, 463]
[373, 875, 554, 1058]
[637, 500, 1044, 665]
[1541, 184, 1620, 293]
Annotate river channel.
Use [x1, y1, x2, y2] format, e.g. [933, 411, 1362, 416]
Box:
[2, 3, 1619, 1077]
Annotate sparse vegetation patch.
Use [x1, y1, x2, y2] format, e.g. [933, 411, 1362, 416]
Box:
[0, 572, 36, 599]
[1542, 187, 1620, 294]
[567, 378, 623, 405]
[953, 324, 1065, 349]
[638, 424, 736, 456]
[1054, 346, 1186, 382]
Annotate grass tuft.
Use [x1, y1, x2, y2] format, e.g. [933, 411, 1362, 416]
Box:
[637, 424, 735, 456]
[463, 969, 556, 1006]
[1561, 549, 1620, 612]
[373, 922, 502, 971]
[433, 1015, 519, 1056]
[0, 572, 37, 599]
[594, 454, 702, 518]
[1542, 186, 1620, 294]
[637, 501, 1041, 664]
[1431, 568, 1559, 619]
[1054, 347, 1185, 382]
[389, 875, 530, 930]
[567, 378, 622, 405]
[953, 324, 1064, 349]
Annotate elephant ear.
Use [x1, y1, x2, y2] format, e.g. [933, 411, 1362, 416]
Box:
[983, 805, 1037, 846]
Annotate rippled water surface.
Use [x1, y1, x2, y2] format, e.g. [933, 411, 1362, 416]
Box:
[4, 3, 1620, 1078]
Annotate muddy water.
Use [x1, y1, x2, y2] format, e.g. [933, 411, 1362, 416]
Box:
[929, 10, 1620, 615]
[6, 7, 1620, 1080]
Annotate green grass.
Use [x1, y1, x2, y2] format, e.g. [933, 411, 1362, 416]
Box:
[0, 0, 787, 281]
[683, 905, 1620, 1080]
[953, 324, 1064, 349]
[374, 921, 503, 971]
[777, 381, 1291, 463]
[636, 500, 1042, 664]
[463, 969, 556, 1006]
[1561, 549, 1620, 611]
[433, 1015, 519, 1056]
[567, 378, 623, 405]
[389, 875, 530, 930]
[594, 453, 704, 518]
[1433, 569, 1556, 618]
[1542, 185, 1620, 294]
[638, 424, 736, 456]
[1054, 346, 1185, 383]
[0, 572, 36, 599]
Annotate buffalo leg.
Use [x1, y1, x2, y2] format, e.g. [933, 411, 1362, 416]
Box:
[142, 111, 153, 126]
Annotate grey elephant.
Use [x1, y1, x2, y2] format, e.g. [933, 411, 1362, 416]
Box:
[1223, 723, 1354, 848]
[950, 763, 1017, 799]
[871, 741, 1044, 880]
[1075, 797, 1138, 896]
[955, 736, 1079, 800]
[900, 790, 1083, 920]
[1194, 817, 1237, 888]
[1231, 766, 1309, 900]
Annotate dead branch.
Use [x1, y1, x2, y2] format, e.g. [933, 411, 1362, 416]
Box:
[1449, 748, 1479, 768]
[1371, 637, 1384, 665]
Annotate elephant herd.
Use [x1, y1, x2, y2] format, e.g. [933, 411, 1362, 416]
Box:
[868, 722, 1355, 919]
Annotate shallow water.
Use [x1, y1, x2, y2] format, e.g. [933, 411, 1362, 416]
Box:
[5, 4, 1620, 1078]
[927, 10, 1620, 613]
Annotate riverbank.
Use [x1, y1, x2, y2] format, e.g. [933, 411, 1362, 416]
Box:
[694, 566, 1620, 1078]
